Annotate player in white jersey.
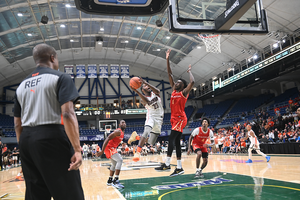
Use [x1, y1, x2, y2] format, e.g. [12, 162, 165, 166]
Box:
[129, 77, 164, 162]
[245, 125, 270, 163]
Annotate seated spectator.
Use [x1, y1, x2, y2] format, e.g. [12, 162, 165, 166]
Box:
[266, 135, 274, 143]
[288, 133, 298, 143]
[222, 138, 230, 153]
[260, 135, 269, 144]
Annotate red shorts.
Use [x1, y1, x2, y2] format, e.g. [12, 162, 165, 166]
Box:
[104, 147, 118, 159]
[171, 117, 187, 133]
[192, 143, 208, 153]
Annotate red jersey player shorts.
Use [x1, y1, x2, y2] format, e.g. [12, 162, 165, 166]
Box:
[192, 143, 208, 153]
[171, 117, 187, 133]
[104, 147, 118, 159]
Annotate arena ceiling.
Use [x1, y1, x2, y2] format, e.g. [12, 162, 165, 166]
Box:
[0, 0, 299, 88]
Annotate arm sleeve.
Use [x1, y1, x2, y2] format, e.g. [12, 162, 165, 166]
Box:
[57, 74, 80, 106]
[191, 128, 199, 137]
[14, 93, 21, 117]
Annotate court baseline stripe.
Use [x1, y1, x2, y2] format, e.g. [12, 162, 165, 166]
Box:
[158, 184, 300, 200]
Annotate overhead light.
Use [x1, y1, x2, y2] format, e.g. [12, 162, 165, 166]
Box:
[248, 58, 251, 62]
[282, 39, 286, 43]
[166, 36, 170, 39]
[255, 78, 260, 81]
[137, 27, 142, 30]
[70, 39, 74, 42]
[65, 4, 71, 8]
[100, 27, 104, 31]
[201, 83, 205, 86]
[253, 54, 258, 59]
[97, 41, 102, 45]
[196, 46, 201, 49]
[60, 24, 66, 28]
[193, 87, 197, 91]
[273, 43, 279, 48]
[27, 33, 32, 36]
[124, 40, 128, 43]
[212, 76, 217, 80]
[17, 13, 23, 17]
[156, 49, 161, 51]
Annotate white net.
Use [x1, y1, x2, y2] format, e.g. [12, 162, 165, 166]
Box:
[198, 34, 221, 54]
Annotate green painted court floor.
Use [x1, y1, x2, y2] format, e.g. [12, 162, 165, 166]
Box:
[119, 172, 300, 200]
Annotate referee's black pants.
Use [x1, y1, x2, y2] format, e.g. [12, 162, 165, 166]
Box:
[19, 125, 84, 200]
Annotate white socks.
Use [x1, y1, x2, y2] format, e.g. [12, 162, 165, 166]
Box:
[166, 157, 171, 166]
[177, 160, 182, 169]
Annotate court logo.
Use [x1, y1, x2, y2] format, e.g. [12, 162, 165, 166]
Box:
[151, 178, 233, 190]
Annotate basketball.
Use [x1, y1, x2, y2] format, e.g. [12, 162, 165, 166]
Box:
[129, 77, 142, 89]
[125, 147, 129, 152]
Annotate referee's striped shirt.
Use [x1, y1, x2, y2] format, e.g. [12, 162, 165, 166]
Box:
[14, 66, 79, 126]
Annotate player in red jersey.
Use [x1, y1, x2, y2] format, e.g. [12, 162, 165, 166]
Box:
[97, 120, 126, 189]
[155, 49, 194, 177]
[188, 118, 214, 178]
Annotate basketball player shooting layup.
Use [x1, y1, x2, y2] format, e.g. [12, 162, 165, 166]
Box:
[245, 124, 270, 163]
[129, 77, 164, 162]
[155, 49, 195, 177]
[187, 118, 214, 178]
[96, 120, 126, 189]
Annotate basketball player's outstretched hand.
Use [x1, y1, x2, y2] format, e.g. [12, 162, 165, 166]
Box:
[96, 150, 103, 157]
[130, 86, 137, 92]
[166, 49, 171, 59]
[68, 152, 82, 171]
[187, 148, 192, 155]
[139, 76, 146, 84]
[187, 64, 192, 73]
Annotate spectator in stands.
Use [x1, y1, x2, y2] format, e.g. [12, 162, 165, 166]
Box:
[288, 133, 298, 143]
[222, 138, 230, 153]
[141, 145, 148, 156]
[12, 147, 19, 167]
[82, 143, 88, 160]
[121, 100, 125, 109]
[289, 98, 293, 109]
[268, 130, 275, 141]
[296, 134, 300, 142]
[88, 144, 93, 159]
[274, 128, 279, 139]
[266, 135, 274, 143]
[260, 135, 269, 144]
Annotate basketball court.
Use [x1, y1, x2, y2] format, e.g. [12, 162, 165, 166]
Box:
[1, 153, 300, 199]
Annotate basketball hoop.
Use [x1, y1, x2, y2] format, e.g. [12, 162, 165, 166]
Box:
[105, 128, 111, 134]
[198, 34, 221, 54]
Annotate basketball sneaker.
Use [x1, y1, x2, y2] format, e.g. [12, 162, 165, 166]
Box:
[113, 180, 124, 189]
[132, 152, 140, 162]
[155, 163, 171, 171]
[266, 156, 271, 162]
[245, 159, 253, 163]
[194, 170, 204, 178]
[107, 179, 113, 186]
[15, 176, 24, 181]
[128, 131, 138, 145]
[170, 168, 184, 177]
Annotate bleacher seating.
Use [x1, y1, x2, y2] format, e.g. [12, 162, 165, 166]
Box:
[196, 104, 218, 118]
[273, 87, 298, 104]
[228, 94, 274, 116]
[210, 99, 234, 118]
[185, 105, 195, 119]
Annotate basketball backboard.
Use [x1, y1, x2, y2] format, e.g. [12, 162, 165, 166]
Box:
[99, 120, 117, 132]
[168, 0, 269, 35]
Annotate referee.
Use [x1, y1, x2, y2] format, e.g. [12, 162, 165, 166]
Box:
[14, 44, 84, 200]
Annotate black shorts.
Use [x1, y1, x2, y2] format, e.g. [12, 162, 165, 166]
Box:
[194, 149, 208, 158]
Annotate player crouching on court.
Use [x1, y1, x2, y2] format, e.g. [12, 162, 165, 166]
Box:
[96, 120, 126, 189]
[187, 118, 214, 178]
[245, 124, 270, 163]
